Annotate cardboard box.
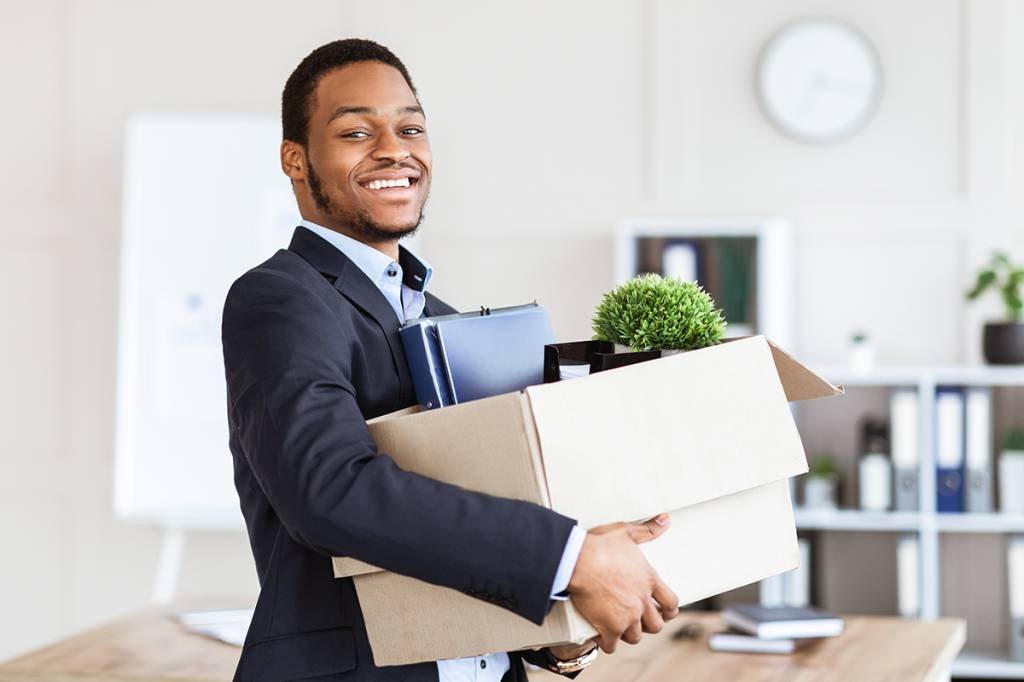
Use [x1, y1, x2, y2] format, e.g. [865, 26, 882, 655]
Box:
[332, 335, 842, 666]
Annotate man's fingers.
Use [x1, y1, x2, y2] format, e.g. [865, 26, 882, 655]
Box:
[641, 599, 665, 634]
[596, 631, 619, 654]
[652, 575, 680, 620]
[621, 620, 642, 645]
[626, 513, 671, 544]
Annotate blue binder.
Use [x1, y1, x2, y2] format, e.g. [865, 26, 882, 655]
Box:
[935, 387, 966, 513]
[400, 303, 555, 409]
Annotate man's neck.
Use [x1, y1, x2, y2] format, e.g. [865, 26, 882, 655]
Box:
[302, 216, 399, 261]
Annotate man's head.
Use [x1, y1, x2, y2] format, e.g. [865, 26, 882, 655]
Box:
[280, 39, 430, 245]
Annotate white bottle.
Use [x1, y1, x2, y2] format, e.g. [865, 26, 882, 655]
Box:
[859, 453, 892, 511]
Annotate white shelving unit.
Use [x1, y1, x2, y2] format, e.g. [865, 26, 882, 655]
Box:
[613, 225, 1024, 678]
[777, 363, 1024, 679]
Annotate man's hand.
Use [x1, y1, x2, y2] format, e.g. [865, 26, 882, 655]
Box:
[567, 513, 679, 654]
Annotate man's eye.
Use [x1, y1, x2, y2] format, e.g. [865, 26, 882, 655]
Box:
[402, 127, 424, 136]
[343, 131, 369, 139]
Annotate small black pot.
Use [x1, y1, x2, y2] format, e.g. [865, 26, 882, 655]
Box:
[543, 340, 662, 382]
[983, 322, 1024, 365]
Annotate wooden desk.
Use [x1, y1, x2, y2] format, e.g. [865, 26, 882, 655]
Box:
[0, 609, 964, 682]
[530, 613, 966, 682]
[0, 607, 239, 682]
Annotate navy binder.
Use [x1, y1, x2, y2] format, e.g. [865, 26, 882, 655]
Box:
[935, 387, 966, 513]
[400, 303, 555, 409]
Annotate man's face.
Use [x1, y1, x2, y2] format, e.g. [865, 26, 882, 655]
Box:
[297, 61, 431, 241]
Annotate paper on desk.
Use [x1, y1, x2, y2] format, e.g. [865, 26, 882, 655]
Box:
[175, 608, 253, 647]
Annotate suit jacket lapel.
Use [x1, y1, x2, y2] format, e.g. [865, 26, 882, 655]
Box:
[287, 226, 413, 395]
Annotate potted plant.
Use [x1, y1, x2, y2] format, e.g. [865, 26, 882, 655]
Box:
[804, 453, 840, 510]
[544, 274, 728, 382]
[999, 428, 1024, 515]
[847, 330, 875, 372]
[966, 251, 1024, 364]
[591, 273, 727, 354]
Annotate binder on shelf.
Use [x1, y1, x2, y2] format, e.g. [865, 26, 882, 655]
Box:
[896, 533, 920, 618]
[1008, 535, 1024, 661]
[1001, 451, 1024, 515]
[400, 303, 555, 409]
[890, 389, 920, 511]
[935, 387, 966, 513]
[965, 387, 994, 513]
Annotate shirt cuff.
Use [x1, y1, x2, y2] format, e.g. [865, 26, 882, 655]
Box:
[549, 524, 586, 601]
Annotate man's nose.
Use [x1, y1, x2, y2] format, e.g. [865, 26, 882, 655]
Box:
[372, 130, 411, 164]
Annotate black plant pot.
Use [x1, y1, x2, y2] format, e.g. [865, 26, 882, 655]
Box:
[543, 340, 662, 382]
[983, 322, 1024, 365]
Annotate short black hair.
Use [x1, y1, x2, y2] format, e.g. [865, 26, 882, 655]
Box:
[282, 38, 418, 147]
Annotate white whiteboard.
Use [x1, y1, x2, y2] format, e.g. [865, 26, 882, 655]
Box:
[115, 113, 299, 529]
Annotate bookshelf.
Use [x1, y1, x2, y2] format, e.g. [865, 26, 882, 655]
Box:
[777, 363, 1024, 679]
[613, 222, 1024, 677]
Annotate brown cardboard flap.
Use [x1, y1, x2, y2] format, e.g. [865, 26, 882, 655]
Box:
[524, 335, 810, 530]
[765, 339, 845, 402]
[333, 557, 381, 578]
[333, 391, 547, 579]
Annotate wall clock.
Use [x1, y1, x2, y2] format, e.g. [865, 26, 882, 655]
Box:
[756, 18, 883, 144]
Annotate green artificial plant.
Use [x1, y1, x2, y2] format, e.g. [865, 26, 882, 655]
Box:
[1005, 428, 1024, 452]
[966, 251, 1024, 322]
[591, 274, 727, 352]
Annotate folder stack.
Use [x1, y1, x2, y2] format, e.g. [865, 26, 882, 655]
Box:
[709, 604, 844, 655]
[400, 303, 554, 409]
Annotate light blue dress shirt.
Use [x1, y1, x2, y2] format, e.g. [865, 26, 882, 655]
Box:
[300, 221, 585, 681]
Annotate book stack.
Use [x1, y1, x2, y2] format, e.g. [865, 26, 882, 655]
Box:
[709, 604, 845, 655]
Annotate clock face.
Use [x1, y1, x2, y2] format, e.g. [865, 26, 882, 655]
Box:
[756, 18, 882, 144]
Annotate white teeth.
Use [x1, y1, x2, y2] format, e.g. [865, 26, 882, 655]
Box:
[366, 177, 412, 190]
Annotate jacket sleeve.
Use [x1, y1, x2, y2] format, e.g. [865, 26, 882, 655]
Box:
[222, 268, 575, 625]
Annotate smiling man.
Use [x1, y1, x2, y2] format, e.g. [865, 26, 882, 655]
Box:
[221, 39, 678, 682]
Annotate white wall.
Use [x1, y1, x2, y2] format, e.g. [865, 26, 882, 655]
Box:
[3, 0, 1023, 660]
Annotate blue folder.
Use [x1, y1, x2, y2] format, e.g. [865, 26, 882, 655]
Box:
[399, 303, 555, 409]
[935, 387, 966, 513]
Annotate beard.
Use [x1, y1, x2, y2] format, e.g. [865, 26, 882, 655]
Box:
[306, 158, 424, 242]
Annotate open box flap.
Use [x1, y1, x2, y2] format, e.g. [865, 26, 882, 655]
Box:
[721, 336, 844, 401]
[766, 340, 845, 401]
[523, 335, 814, 530]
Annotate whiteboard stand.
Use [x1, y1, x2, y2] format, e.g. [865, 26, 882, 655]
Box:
[152, 525, 187, 604]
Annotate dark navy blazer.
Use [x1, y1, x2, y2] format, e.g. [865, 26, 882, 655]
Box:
[221, 226, 576, 681]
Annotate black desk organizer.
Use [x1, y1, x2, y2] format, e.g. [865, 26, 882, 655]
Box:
[543, 340, 662, 383]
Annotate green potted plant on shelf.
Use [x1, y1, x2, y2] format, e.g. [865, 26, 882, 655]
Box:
[592, 273, 727, 353]
[966, 251, 1024, 364]
[999, 428, 1024, 515]
[803, 453, 839, 510]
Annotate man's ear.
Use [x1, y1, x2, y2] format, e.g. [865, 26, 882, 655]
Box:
[281, 140, 308, 182]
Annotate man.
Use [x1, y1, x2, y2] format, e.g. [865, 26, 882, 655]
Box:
[221, 39, 678, 682]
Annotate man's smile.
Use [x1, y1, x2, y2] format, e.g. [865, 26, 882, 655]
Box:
[356, 170, 423, 200]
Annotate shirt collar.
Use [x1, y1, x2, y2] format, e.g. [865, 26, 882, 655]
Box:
[300, 220, 432, 293]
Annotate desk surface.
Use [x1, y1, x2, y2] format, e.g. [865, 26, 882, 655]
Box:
[0, 609, 964, 682]
[553, 612, 965, 682]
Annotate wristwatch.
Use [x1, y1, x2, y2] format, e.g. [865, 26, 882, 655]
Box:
[546, 644, 599, 674]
